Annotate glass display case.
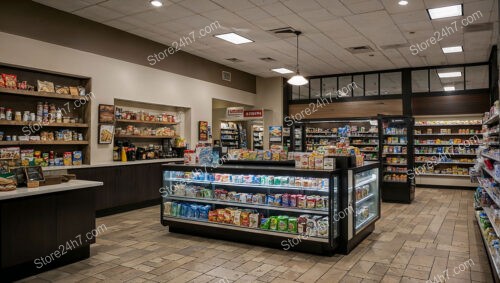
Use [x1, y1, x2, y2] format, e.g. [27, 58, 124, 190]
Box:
[161, 164, 340, 254]
[379, 115, 415, 203]
[340, 162, 380, 253]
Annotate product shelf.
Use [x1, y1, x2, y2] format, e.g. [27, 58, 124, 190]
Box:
[114, 134, 178, 139]
[355, 174, 377, 188]
[115, 119, 178, 125]
[482, 207, 500, 237]
[355, 213, 377, 230]
[414, 133, 482, 136]
[415, 123, 482, 127]
[482, 166, 500, 183]
[0, 87, 87, 100]
[485, 115, 500, 126]
[0, 120, 88, 128]
[165, 195, 329, 215]
[352, 143, 378, 146]
[163, 216, 329, 243]
[414, 162, 475, 165]
[414, 153, 477, 156]
[355, 194, 374, 205]
[418, 173, 470, 177]
[383, 163, 407, 166]
[480, 180, 500, 207]
[414, 143, 480, 146]
[475, 211, 500, 281]
[0, 140, 88, 145]
[164, 178, 329, 192]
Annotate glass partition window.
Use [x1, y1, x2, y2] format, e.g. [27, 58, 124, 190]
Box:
[338, 76, 353, 97]
[354, 168, 379, 232]
[380, 72, 402, 95]
[292, 86, 300, 100]
[322, 77, 337, 98]
[412, 70, 429, 93]
[353, 75, 364, 97]
[466, 65, 489, 89]
[310, 78, 321, 99]
[430, 67, 464, 92]
[365, 74, 378, 96]
[299, 84, 310, 100]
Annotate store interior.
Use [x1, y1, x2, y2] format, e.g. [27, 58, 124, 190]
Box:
[0, 0, 498, 282]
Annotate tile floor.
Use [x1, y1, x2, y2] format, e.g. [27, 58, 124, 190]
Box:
[20, 188, 493, 283]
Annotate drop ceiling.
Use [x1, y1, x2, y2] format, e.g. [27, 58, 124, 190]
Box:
[33, 0, 498, 78]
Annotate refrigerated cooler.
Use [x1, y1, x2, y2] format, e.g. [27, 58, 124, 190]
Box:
[160, 160, 380, 255]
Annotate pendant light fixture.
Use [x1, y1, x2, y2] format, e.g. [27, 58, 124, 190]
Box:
[287, 31, 308, 86]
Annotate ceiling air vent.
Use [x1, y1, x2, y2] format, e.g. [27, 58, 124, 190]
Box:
[379, 43, 410, 50]
[346, 45, 374, 54]
[259, 57, 276, 62]
[463, 23, 493, 33]
[222, 71, 231, 82]
[226, 58, 243, 63]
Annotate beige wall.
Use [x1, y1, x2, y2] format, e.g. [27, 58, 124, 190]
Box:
[256, 77, 283, 149]
[0, 31, 258, 164]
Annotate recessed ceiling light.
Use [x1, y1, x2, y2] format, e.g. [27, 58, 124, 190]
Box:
[438, 71, 462, 78]
[150, 0, 163, 7]
[271, 68, 294, 74]
[427, 5, 462, 20]
[398, 0, 408, 6]
[442, 46, 463, 53]
[444, 86, 455, 91]
[215, 33, 253, 45]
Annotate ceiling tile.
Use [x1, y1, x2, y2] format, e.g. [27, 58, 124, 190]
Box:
[179, 0, 222, 13]
[33, 0, 91, 12]
[73, 5, 125, 22]
[235, 7, 272, 22]
[99, 0, 157, 15]
[340, 0, 385, 14]
[211, 0, 255, 11]
[381, 0, 426, 14]
[281, 0, 323, 13]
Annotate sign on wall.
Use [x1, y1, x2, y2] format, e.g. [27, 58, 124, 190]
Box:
[243, 109, 263, 118]
[226, 107, 244, 118]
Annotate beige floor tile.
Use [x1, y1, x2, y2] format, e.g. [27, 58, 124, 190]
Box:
[20, 188, 494, 283]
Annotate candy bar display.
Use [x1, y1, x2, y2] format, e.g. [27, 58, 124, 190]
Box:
[415, 138, 481, 145]
[415, 120, 482, 126]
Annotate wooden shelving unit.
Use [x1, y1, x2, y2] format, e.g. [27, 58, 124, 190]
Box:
[114, 135, 178, 139]
[0, 87, 87, 100]
[0, 63, 92, 165]
[115, 119, 178, 126]
[0, 120, 88, 128]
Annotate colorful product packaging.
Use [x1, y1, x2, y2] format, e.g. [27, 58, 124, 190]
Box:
[72, 150, 82, 165]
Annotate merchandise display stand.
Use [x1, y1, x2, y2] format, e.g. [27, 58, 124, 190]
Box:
[160, 160, 380, 255]
[379, 115, 415, 203]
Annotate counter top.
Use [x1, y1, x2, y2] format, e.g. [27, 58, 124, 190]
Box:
[42, 158, 183, 171]
[0, 180, 103, 201]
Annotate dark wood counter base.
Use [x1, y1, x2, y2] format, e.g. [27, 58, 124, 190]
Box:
[0, 186, 99, 282]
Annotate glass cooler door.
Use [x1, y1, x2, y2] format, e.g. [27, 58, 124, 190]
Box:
[353, 167, 379, 233]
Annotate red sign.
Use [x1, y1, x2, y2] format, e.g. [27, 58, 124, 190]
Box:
[244, 109, 263, 118]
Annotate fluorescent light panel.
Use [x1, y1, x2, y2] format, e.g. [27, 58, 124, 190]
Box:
[271, 68, 294, 74]
[215, 33, 253, 44]
[438, 71, 462, 78]
[444, 86, 455, 91]
[398, 0, 408, 6]
[427, 5, 462, 20]
[442, 46, 463, 53]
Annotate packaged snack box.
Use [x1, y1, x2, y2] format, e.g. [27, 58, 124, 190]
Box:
[208, 210, 218, 222]
[241, 211, 250, 226]
[260, 218, 270, 229]
[233, 210, 241, 226]
[306, 218, 317, 237]
[63, 152, 72, 166]
[263, 150, 272, 160]
[314, 156, 324, 170]
[72, 151, 82, 165]
[288, 217, 298, 233]
[269, 216, 279, 230]
[163, 202, 172, 216]
[297, 215, 309, 234]
[277, 216, 289, 232]
[249, 213, 260, 228]
[317, 217, 329, 238]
